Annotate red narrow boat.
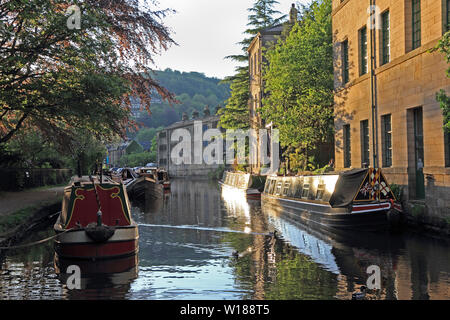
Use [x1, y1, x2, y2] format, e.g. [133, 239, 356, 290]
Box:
[54, 176, 139, 260]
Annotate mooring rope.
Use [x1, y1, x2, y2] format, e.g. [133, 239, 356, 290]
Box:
[0, 228, 73, 251]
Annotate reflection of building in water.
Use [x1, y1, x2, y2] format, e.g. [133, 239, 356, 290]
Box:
[140, 179, 222, 229]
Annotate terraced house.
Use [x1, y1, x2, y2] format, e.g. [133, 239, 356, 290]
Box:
[333, 0, 450, 228]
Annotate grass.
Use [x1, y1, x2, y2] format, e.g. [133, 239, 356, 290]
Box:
[0, 205, 37, 236]
[0, 197, 60, 237]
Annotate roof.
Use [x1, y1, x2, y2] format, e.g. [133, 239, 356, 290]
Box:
[160, 114, 221, 131]
[247, 23, 284, 52]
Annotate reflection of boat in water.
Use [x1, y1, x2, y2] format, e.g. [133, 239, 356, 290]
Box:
[219, 171, 266, 200]
[262, 168, 403, 232]
[54, 254, 138, 297]
[262, 205, 405, 295]
[54, 175, 139, 260]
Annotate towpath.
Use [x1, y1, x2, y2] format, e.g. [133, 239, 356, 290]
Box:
[0, 186, 65, 217]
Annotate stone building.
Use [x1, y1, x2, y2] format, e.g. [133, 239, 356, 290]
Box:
[248, 4, 298, 175]
[157, 106, 227, 177]
[333, 0, 450, 228]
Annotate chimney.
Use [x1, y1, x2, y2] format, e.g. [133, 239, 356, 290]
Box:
[289, 3, 298, 24]
[203, 105, 211, 117]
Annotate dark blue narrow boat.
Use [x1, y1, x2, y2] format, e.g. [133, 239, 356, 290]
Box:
[261, 168, 403, 232]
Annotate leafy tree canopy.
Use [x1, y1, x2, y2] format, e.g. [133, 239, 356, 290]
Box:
[261, 0, 334, 170]
[0, 0, 176, 147]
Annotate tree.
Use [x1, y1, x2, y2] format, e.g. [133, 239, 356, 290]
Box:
[261, 0, 334, 171]
[220, 0, 286, 130]
[433, 31, 450, 132]
[0, 0, 176, 148]
[218, 68, 250, 130]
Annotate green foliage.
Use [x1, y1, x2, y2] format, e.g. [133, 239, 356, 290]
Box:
[207, 165, 225, 180]
[261, 0, 334, 170]
[433, 31, 450, 132]
[135, 69, 230, 130]
[0, 0, 175, 147]
[119, 152, 156, 167]
[218, 68, 250, 130]
[390, 184, 404, 202]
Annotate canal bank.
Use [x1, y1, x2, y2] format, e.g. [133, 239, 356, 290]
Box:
[0, 187, 64, 258]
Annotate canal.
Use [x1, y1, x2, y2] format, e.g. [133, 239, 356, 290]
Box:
[0, 179, 449, 300]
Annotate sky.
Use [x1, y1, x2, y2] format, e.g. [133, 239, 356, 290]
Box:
[152, 0, 310, 80]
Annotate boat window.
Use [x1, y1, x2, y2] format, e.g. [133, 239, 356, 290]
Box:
[283, 181, 290, 196]
[293, 186, 302, 198]
[275, 181, 283, 195]
[316, 184, 325, 200]
[269, 179, 276, 194]
[302, 183, 310, 199]
[264, 180, 270, 192]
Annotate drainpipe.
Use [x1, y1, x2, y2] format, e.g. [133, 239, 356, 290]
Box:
[370, 0, 379, 169]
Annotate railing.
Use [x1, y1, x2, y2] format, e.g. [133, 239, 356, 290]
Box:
[0, 168, 73, 191]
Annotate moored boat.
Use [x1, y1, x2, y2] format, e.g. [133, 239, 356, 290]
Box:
[137, 166, 171, 190]
[219, 171, 266, 200]
[261, 168, 403, 232]
[54, 175, 139, 260]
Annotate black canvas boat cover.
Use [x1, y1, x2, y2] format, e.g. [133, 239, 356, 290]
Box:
[329, 169, 368, 208]
[329, 168, 397, 208]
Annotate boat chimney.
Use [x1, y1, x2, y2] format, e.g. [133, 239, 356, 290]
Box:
[289, 3, 298, 24]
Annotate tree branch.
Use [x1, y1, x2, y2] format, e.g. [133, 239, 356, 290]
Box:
[0, 112, 28, 144]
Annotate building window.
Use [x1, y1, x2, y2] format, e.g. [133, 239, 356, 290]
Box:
[343, 124, 351, 168]
[412, 0, 421, 50]
[382, 114, 393, 167]
[445, 130, 450, 167]
[361, 120, 370, 167]
[381, 11, 390, 65]
[342, 40, 349, 84]
[359, 26, 368, 75]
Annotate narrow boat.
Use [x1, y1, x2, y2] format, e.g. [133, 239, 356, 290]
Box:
[54, 175, 139, 260]
[261, 168, 403, 232]
[219, 171, 266, 200]
[137, 166, 171, 190]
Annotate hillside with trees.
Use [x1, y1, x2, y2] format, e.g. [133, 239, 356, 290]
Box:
[133, 69, 231, 130]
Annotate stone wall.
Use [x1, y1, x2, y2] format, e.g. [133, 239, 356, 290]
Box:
[332, 0, 450, 233]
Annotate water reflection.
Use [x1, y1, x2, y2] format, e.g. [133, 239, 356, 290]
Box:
[54, 255, 138, 300]
[0, 179, 448, 300]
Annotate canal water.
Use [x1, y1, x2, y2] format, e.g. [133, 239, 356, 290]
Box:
[0, 179, 449, 300]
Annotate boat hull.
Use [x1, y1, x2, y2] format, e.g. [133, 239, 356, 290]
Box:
[54, 223, 139, 260]
[262, 193, 391, 232]
[219, 181, 261, 200]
